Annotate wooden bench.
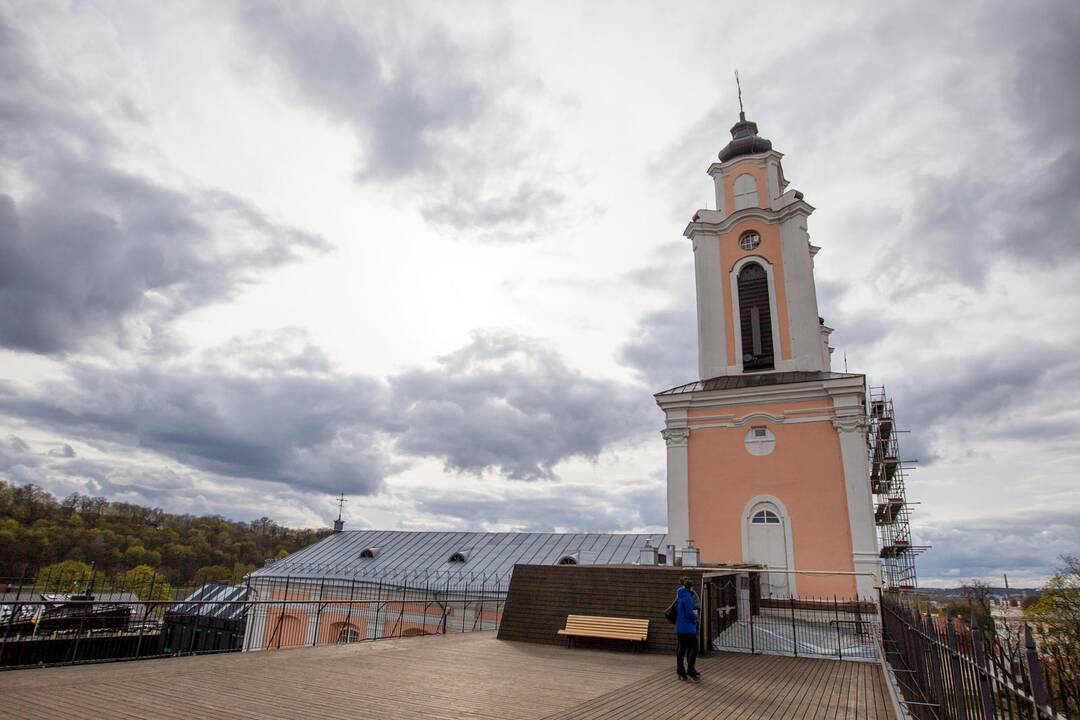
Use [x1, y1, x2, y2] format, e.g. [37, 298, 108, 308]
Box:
[557, 614, 649, 651]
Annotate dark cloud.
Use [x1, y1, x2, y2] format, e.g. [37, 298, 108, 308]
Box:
[0, 12, 325, 355]
[231, 0, 567, 237]
[917, 508, 1080, 586]
[414, 480, 666, 533]
[619, 305, 697, 391]
[0, 344, 395, 496]
[47, 444, 75, 459]
[1, 330, 655, 504]
[391, 331, 653, 480]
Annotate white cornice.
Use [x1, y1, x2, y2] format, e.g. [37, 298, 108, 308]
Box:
[655, 374, 865, 412]
[684, 201, 815, 239]
[706, 150, 785, 176]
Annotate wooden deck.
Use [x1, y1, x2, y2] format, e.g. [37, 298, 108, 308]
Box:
[0, 632, 895, 719]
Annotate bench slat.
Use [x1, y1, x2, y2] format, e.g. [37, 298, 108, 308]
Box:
[558, 614, 650, 643]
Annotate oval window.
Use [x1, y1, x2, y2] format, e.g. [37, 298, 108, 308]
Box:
[739, 231, 761, 251]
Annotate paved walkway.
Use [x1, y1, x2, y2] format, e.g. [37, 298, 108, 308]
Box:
[0, 632, 894, 719]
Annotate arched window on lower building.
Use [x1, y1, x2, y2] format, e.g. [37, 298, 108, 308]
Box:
[737, 263, 775, 371]
[336, 625, 360, 644]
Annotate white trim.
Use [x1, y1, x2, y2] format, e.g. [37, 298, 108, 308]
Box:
[687, 415, 834, 431]
[663, 425, 691, 549]
[740, 495, 797, 597]
[833, 413, 881, 596]
[693, 234, 727, 379]
[729, 256, 783, 374]
[684, 201, 814, 240]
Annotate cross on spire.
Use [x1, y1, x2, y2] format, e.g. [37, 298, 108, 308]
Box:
[735, 69, 745, 121]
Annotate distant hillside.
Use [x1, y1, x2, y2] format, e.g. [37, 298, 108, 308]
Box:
[0, 480, 331, 585]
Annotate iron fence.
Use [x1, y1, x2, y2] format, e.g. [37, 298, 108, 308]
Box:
[880, 594, 1069, 719]
[708, 587, 876, 660]
[0, 569, 508, 670]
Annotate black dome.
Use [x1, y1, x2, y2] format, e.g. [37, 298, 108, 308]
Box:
[718, 113, 772, 162]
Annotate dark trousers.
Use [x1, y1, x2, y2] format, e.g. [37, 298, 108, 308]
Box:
[676, 632, 698, 675]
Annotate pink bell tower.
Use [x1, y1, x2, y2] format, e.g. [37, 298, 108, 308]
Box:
[656, 105, 879, 599]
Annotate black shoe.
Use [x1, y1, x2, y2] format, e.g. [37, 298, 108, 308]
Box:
[677, 673, 688, 681]
[688, 672, 701, 681]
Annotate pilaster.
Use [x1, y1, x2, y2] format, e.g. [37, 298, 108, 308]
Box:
[662, 426, 691, 549]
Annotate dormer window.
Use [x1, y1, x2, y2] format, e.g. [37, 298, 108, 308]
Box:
[557, 555, 578, 565]
[733, 174, 758, 211]
[358, 547, 378, 559]
[739, 231, 761, 252]
[448, 551, 468, 563]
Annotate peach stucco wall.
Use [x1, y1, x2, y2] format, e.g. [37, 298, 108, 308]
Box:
[720, 160, 792, 367]
[686, 398, 857, 597]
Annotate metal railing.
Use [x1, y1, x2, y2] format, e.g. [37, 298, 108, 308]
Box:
[880, 595, 1067, 719]
[708, 590, 879, 661]
[1, 571, 507, 670]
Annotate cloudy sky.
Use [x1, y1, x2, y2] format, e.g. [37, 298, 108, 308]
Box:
[1, 0, 1077, 587]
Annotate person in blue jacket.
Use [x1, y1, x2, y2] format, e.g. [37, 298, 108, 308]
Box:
[674, 577, 700, 680]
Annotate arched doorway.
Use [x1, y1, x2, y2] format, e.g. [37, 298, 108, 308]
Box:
[745, 501, 791, 597]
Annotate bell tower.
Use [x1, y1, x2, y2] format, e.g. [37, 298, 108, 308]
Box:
[689, 111, 833, 379]
[657, 102, 879, 599]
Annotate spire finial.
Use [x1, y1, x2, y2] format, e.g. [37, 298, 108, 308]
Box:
[735, 69, 745, 122]
[332, 493, 347, 532]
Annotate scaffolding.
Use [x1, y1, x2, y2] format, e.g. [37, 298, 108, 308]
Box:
[867, 386, 927, 591]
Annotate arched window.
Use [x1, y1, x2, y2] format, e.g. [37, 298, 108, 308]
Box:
[336, 625, 360, 643]
[448, 551, 467, 563]
[732, 174, 758, 210]
[557, 555, 578, 565]
[737, 263, 774, 370]
[751, 509, 781, 524]
[359, 547, 377, 559]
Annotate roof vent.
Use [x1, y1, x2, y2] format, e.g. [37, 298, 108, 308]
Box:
[448, 551, 468, 563]
[359, 547, 378, 559]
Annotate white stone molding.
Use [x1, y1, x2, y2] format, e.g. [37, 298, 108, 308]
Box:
[739, 494, 797, 597]
[779, 215, 828, 372]
[693, 234, 728, 379]
[661, 427, 691, 447]
[684, 200, 814, 241]
[831, 416, 870, 433]
[831, 400, 880, 597]
[664, 426, 691, 550]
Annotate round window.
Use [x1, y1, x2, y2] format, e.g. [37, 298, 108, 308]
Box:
[744, 425, 776, 456]
[739, 231, 761, 251]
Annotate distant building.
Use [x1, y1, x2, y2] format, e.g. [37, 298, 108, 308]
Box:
[243, 531, 667, 650]
[162, 584, 249, 655]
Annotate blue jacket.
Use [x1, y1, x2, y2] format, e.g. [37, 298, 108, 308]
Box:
[674, 585, 698, 634]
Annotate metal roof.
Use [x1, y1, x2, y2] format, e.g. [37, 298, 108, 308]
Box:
[168, 583, 250, 621]
[250, 531, 669, 589]
[655, 371, 863, 396]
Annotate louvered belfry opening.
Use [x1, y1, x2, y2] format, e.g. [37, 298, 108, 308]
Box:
[737, 263, 774, 371]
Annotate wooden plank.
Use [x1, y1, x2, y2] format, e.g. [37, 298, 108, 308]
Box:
[0, 633, 896, 720]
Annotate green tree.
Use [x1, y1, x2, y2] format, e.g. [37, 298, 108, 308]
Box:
[122, 565, 172, 601]
[193, 565, 234, 585]
[35, 560, 93, 592]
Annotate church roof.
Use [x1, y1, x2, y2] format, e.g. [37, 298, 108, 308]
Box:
[250, 530, 668, 589]
[718, 113, 773, 163]
[655, 370, 864, 397]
